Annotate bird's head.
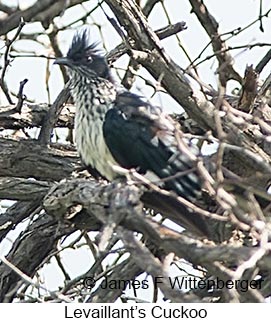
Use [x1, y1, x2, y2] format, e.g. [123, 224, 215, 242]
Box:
[54, 27, 111, 80]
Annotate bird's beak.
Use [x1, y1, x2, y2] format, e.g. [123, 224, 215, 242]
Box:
[54, 57, 71, 67]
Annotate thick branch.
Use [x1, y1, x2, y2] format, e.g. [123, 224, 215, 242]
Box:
[0, 103, 75, 130]
[43, 179, 271, 272]
[0, 213, 74, 302]
[0, 0, 89, 35]
[0, 177, 51, 201]
[188, 0, 242, 84]
[0, 137, 79, 181]
[38, 81, 71, 145]
[0, 201, 41, 243]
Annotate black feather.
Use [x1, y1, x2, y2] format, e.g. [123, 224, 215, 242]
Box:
[66, 27, 111, 79]
[67, 27, 104, 61]
[103, 91, 202, 203]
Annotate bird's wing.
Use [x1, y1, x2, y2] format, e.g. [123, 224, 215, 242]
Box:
[103, 91, 202, 203]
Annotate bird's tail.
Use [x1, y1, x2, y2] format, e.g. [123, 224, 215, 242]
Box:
[148, 133, 202, 204]
[142, 135, 210, 236]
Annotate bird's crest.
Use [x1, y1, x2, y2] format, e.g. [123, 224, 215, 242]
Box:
[67, 27, 105, 62]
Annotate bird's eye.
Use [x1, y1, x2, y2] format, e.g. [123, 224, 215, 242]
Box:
[86, 56, 93, 63]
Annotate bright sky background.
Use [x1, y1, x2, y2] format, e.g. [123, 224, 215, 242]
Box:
[1, 0, 271, 301]
[2, 0, 271, 109]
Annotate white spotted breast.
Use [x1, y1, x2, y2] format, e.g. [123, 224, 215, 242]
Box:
[71, 74, 120, 180]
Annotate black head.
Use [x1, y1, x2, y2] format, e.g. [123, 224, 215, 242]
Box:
[55, 27, 111, 80]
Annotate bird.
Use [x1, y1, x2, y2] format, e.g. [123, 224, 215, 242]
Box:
[55, 28, 207, 235]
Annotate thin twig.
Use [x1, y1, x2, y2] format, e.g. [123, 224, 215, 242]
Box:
[14, 78, 28, 113]
[0, 19, 25, 104]
[0, 256, 72, 302]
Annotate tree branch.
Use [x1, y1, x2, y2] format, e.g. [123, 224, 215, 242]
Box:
[38, 81, 71, 145]
[0, 213, 74, 302]
[0, 103, 75, 130]
[188, 0, 242, 85]
[0, 137, 79, 181]
[0, 177, 51, 201]
[0, 0, 89, 35]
